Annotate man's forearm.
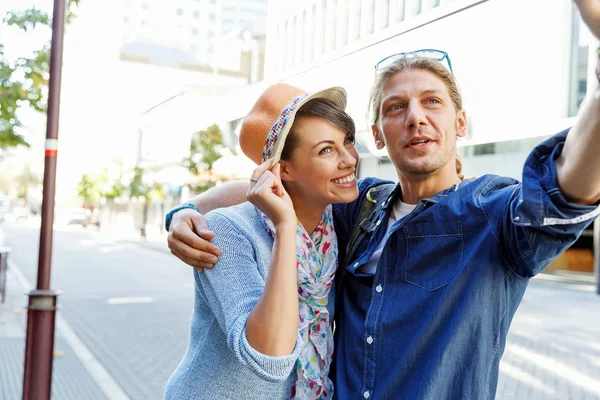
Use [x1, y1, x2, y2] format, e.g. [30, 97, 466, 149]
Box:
[187, 180, 250, 214]
[557, 80, 600, 205]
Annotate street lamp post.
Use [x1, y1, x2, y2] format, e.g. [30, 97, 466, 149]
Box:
[22, 0, 66, 398]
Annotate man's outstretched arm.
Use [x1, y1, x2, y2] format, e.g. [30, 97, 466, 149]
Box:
[168, 180, 250, 270]
[557, 0, 600, 204]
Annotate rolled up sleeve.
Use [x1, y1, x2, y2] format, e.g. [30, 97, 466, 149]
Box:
[481, 129, 600, 278]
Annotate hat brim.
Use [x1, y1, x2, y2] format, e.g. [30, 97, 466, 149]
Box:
[268, 86, 347, 166]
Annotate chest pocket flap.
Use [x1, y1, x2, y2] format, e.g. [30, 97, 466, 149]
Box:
[403, 221, 463, 291]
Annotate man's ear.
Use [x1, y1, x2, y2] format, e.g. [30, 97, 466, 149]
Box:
[278, 160, 294, 182]
[371, 124, 385, 149]
[456, 110, 468, 138]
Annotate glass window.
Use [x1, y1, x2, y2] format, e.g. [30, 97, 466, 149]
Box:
[123, 16, 131, 24]
[192, 28, 199, 35]
[193, 11, 200, 18]
[176, 8, 184, 16]
[209, 14, 216, 21]
[569, 5, 593, 116]
[142, 2, 150, 10]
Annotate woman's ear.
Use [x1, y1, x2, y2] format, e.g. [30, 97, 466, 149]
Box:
[278, 160, 295, 182]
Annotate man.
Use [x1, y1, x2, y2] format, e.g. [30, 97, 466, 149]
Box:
[165, 1, 600, 398]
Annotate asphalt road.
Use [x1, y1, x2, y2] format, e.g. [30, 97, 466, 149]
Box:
[3, 221, 195, 400]
[2, 220, 600, 400]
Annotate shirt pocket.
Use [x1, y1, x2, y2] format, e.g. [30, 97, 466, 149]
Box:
[402, 221, 463, 291]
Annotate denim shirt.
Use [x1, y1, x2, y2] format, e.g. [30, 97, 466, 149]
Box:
[331, 129, 600, 400]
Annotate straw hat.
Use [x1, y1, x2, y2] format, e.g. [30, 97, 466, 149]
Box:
[239, 83, 347, 165]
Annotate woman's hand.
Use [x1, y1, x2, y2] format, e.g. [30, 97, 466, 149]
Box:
[246, 159, 296, 228]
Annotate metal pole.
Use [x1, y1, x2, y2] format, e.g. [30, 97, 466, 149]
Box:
[22, 0, 66, 398]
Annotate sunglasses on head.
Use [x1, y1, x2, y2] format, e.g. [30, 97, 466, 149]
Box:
[375, 49, 453, 74]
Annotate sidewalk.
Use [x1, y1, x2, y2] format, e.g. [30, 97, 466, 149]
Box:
[0, 267, 112, 400]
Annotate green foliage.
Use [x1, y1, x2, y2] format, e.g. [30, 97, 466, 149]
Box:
[77, 173, 102, 205]
[15, 164, 41, 199]
[0, 0, 80, 149]
[184, 124, 228, 194]
[128, 166, 163, 202]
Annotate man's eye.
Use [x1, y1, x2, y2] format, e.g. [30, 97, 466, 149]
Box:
[427, 98, 440, 104]
[390, 104, 404, 111]
[319, 147, 333, 155]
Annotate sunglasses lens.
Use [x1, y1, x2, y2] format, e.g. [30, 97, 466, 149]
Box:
[375, 49, 452, 73]
[415, 50, 445, 60]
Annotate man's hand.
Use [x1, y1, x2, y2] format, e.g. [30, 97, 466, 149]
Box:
[574, 0, 600, 40]
[167, 208, 222, 272]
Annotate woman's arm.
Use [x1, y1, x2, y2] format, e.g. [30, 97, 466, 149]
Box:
[197, 211, 300, 382]
[244, 161, 299, 356]
[246, 222, 298, 356]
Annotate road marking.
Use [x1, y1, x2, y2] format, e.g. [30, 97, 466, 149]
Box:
[106, 297, 155, 305]
[8, 259, 131, 400]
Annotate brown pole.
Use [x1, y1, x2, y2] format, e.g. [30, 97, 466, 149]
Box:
[22, 0, 66, 398]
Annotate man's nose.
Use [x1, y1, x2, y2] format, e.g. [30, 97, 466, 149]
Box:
[405, 101, 427, 128]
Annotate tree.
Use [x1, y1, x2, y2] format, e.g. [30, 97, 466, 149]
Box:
[184, 124, 229, 194]
[76, 173, 101, 209]
[0, 0, 80, 149]
[15, 163, 41, 200]
[128, 166, 164, 240]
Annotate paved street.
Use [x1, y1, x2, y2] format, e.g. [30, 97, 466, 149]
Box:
[0, 220, 599, 399]
[1, 221, 194, 400]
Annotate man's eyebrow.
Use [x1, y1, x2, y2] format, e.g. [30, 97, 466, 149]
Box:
[382, 89, 446, 105]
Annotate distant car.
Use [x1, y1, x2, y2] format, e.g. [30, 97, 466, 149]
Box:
[67, 208, 100, 228]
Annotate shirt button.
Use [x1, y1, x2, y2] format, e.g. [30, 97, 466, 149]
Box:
[375, 284, 383, 293]
[375, 220, 381, 226]
[366, 336, 374, 344]
[353, 262, 359, 269]
[514, 216, 520, 221]
[363, 391, 370, 399]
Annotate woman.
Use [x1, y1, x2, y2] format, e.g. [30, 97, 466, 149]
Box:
[164, 83, 359, 400]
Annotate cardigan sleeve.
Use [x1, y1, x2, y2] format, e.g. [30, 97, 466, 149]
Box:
[194, 210, 302, 383]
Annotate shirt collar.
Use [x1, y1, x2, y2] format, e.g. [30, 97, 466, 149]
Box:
[383, 179, 471, 209]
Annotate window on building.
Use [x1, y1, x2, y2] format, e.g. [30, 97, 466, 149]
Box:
[374, 0, 390, 31]
[207, 30, 215, 38]
[348, 0, 361, 42]
[123, 16, 131, 24]
[361, 0, 375, 37]
[209, 14, 216, 21]
[124, 0, 132, 7]
[141, 19, 148, 26]
[569, 5, 593, 116]
[192, 28, 199, 35]
[336, 0, 349, 48]
[142, 1, 150, 10]
[193, 11, 200, 18]
[177, 8, 184, 16]
[191, 44, 198, 52]
[210, 0, 216, 4]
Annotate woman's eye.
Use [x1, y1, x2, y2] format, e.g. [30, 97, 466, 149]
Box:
[390, 104, 403, 111]
[319, 147, 333, 155]
[344, 136, 355, 145]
